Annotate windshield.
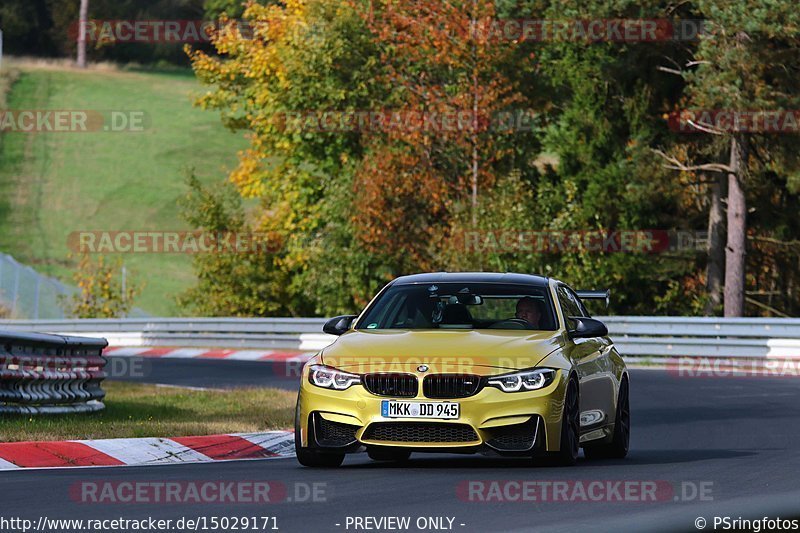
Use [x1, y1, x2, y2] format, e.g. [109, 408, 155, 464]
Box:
[357, 283, 557, 331]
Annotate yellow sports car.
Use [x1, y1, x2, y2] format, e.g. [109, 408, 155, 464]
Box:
[294, 273, 629, 467]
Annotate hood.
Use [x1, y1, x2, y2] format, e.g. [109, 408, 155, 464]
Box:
[321, 329, 563, 376]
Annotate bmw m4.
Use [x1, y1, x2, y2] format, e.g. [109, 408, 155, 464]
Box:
[295, 272, 629, 467]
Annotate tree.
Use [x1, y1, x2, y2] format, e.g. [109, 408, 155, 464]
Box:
[657, 1, 800, 316]
[176, 173, 300, 316]
[513, 0, 704, 315]
[185, 0, 800, 317]
[187, 0, 387, 314]
[204, 0, 276, 19]
[77, 0, 89, 68]
[61, 254, 142, 318]
[353, 0, 536, 270]
[704, 171, 726, 315]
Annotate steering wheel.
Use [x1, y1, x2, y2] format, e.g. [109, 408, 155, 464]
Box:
[488, 318, 532, 330]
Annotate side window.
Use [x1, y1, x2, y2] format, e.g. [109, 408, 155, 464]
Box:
[566, 288, 590, 317]
[557, 285, 583, 330]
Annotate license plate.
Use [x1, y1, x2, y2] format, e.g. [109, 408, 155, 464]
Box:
[381, 400, 460, 419]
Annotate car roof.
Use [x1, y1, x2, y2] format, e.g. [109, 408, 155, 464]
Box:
[391, 272, 551, 287]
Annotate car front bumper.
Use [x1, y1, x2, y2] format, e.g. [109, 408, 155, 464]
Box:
[296, 369, 569, 454]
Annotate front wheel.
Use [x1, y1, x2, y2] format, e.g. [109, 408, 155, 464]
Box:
[295, 446, 346, 468]
[584, 377, 630, 460]
[541, 377, 579, 466]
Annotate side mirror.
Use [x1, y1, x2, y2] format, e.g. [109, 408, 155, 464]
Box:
[568, 317, 608, 339]
[323, 315, 358, 336]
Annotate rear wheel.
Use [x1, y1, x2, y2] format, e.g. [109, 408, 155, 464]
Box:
[542, 377, 579, 466]
[294, 397, 346, 468]
[367, 447, 411, 462]
[584, 377, 630, 460]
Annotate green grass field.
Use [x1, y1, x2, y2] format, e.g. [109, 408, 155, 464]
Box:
[0, 382, 295, 442]
[0, 61, 247, 316]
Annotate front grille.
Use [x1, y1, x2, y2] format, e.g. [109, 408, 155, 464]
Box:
[486, 420, 538, 451]
[363, 422, 479, 443]
[314, 414, 358, 447]
[363, 374, 418, 397]
[423, 374, 481, 399]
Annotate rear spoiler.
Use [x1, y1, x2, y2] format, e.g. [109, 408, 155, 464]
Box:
[576, 290, 610, 308]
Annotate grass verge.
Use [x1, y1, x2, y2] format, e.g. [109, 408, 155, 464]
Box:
[0, 68, 20, 109]
[0, 59, 247, 315]
[0, 382, 295, 442]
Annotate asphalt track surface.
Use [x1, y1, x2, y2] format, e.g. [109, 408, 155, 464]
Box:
[5, 361, 800, 532]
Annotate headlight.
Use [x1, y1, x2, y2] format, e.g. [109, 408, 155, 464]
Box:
[486, 368, 556, 392]
[308, 365, 361, 390]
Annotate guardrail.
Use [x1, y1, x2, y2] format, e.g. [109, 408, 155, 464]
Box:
[0, 331, 108, 414]
[0, 316, 797, 359]
[0, 318, 329, 350]
[603, 316, 800, 359]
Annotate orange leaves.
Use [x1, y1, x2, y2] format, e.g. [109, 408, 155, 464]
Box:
[63, 254, 143, 318]
[350, 0, 529, 262]
[366, 0, 500, 67]
[186, 0, 538, 297]
[352, 144, 452, 269]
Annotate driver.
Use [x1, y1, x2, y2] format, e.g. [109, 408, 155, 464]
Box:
[515, 297, 543, 328]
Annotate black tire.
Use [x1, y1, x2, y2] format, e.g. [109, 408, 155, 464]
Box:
[542, 377, 580, 466]
[367, 447, 412, 462]
[294, 397, 346, 468]
[296, 446, 346, 468]
[584, 377, 630, 460]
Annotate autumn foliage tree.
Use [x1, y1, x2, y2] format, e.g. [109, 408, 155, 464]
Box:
[187, 0, 388, 313]
[62, 254, 142, 318]
[176, 173, 299, 316]
[353, 0, 534, 270]
[186, 0, 800, 317]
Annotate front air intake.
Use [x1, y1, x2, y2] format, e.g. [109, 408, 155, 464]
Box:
[363, 373, 418, 397]
[363, 422, 479, 443]
[313, 414, 359, 447]
[423, 374, 482, 399]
